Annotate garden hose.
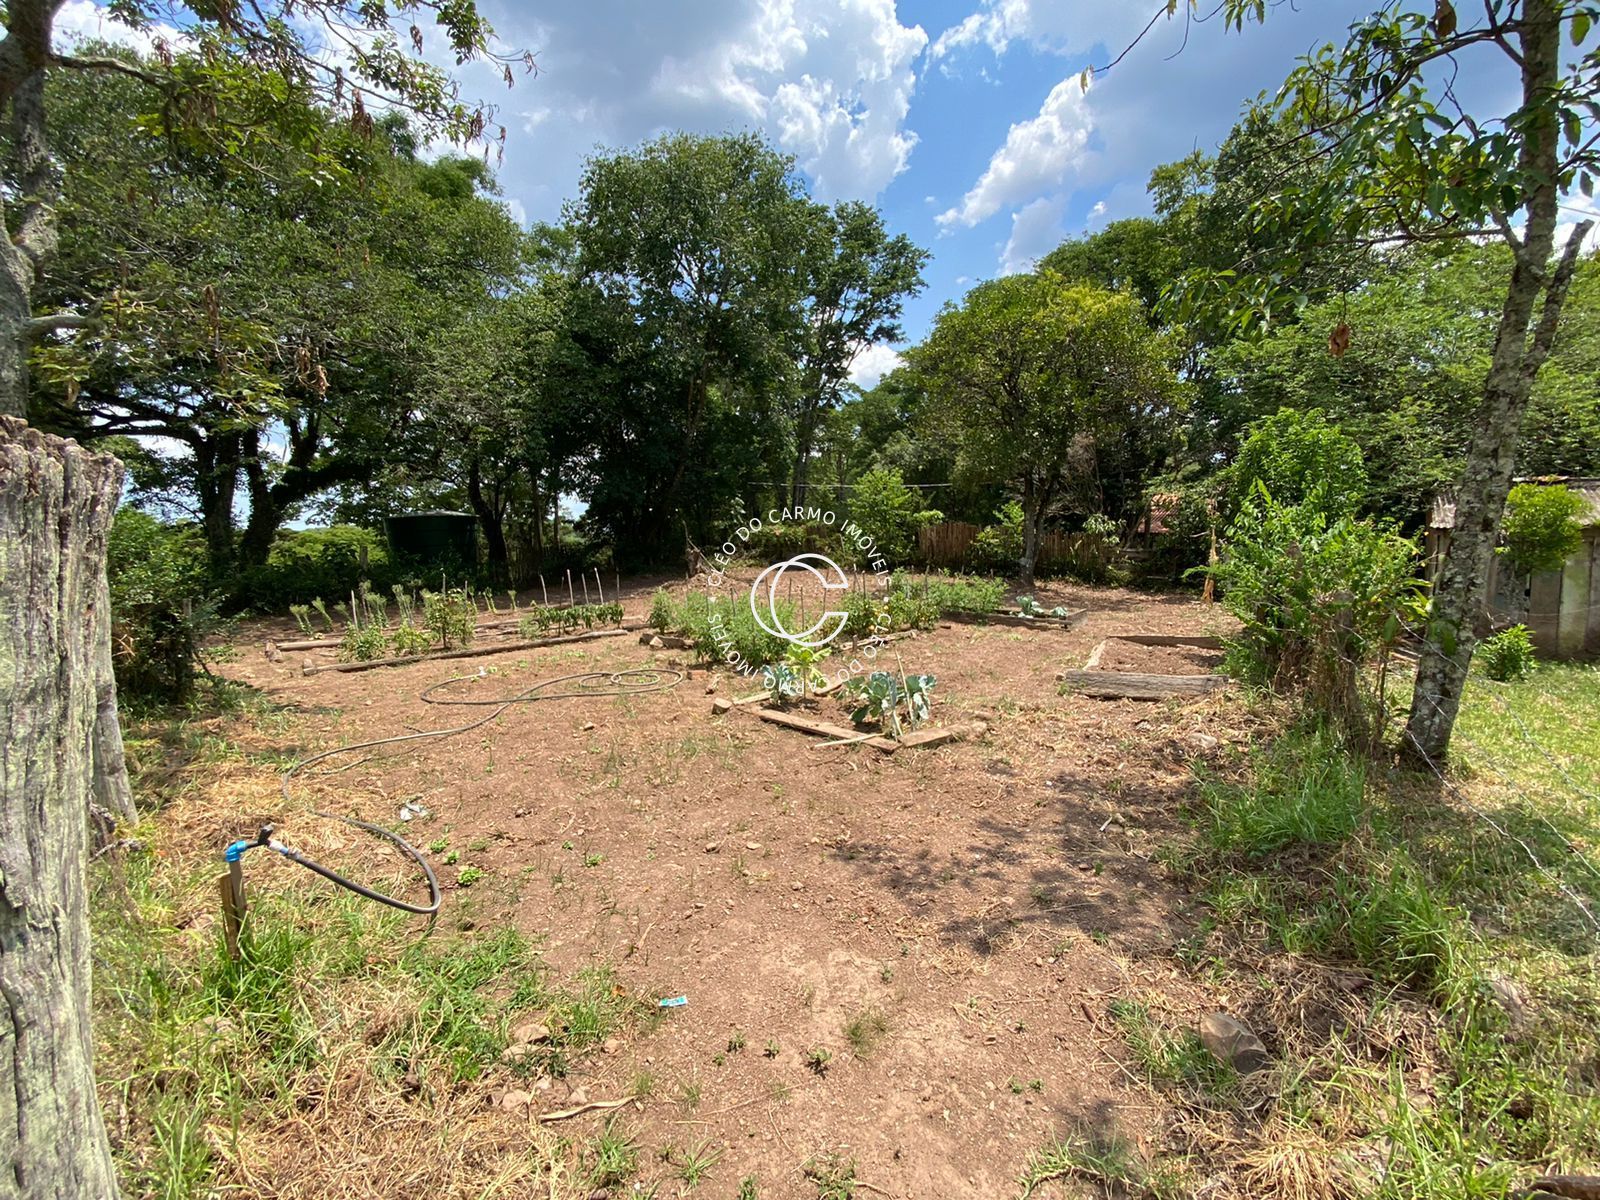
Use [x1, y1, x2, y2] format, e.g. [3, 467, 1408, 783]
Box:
[227, 668, 686, 919]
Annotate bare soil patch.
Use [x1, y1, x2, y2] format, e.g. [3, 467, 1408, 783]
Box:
[1094, 639, 1225, 676]
[194, 577, 1250, 1197]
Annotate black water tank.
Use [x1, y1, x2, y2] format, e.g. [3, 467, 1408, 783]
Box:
[384, 511, 477, 568]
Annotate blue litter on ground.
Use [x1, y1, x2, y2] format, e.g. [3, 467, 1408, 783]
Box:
[658, 995, 688, 1008]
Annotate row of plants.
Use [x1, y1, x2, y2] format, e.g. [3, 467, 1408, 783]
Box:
[517, 601, 624, 638]
[289, 583, 532, 639]
[646, 575, 1007, 672]
[334, 584, 478, 662]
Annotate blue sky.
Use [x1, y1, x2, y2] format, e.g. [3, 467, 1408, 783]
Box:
[60, 0, 1548, 389]
[457, 0, 1400, 385]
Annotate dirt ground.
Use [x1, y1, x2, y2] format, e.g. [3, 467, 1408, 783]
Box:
[1093, 639, 1226, 676]
[219, 576, 1250, 1198]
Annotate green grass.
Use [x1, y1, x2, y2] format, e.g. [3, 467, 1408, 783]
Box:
[1016, 1127, 1185, 1200]
[1106, 1000, 1238, 1102]
[1136, 669, 1600, 1198]
[842, 1007, 889, 1058]
[94, 695, 651, 1199]
[803, 1152, 858, 1199]
[1197, 727, 1365, 858]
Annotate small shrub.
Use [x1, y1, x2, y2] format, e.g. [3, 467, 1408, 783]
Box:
[970, 501, 1024, 572]
[391, 622, 432, 657]
[1477, 624, 1536, 682]
[518, 602, 624, 640]
[338, 623, 390, 662]
[1210, 489, 1425, 738]
[649, 589, 675, 631]
[1500, 482, 1585, 576]
[839, 589, 887, 638]
[422, 588, 477, 649]
[845, 468, 942, 565]
[883, 587, 938, 630]
[107, 508, 223, 704]
[904, 573, 1006, 616]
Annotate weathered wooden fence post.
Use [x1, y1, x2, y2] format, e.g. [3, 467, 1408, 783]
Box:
[1, 417, 124, 1199]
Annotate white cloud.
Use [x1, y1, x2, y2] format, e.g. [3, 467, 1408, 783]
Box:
[471, 0, 926, 212]
[929, 0, 1033, 60]
[929, 0, 1152, 65]
[1000, 195, 1065, 274]
[936, 77, 1093, 230]
[54, 0, 182, 53]
[849, 342, 903, 390]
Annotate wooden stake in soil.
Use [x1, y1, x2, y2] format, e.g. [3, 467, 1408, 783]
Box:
[595, 568, 605, 604]
[582, 574, 591, 604]
[566, 569, 574, 606]
[540, 574, 548, 606]
[219, 863, 245, 960]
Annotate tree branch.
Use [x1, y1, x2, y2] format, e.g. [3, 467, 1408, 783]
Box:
[48, 52, 166, 89]
[27, 311, 95, 337]
[1521, 218, 1593, 382]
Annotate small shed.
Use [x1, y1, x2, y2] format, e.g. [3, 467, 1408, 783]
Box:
[383, 510, 478, 570]
[1427, 478, 1600, 659]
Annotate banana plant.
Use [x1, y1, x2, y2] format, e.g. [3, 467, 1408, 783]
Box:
[781, 644, 832, 697]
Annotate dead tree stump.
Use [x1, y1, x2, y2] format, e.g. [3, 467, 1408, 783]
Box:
[0, 417, 124, 1198]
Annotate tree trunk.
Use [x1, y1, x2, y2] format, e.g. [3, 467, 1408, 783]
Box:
[466, 460, 508, 585]
[194, 433, 239, 574]
[791, 414, 816, 510]
[0, 250, 30, 422]
[1402, 3, 1582, 765]
[0, 417, 125, 1200]
[1019, 476, 1041, 589]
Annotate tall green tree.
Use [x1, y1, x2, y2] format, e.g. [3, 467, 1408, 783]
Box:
[788, 201, 927, 506]
[567, 132, 814, 563]
[0, 4, 524, 1195]
[1215, 245, 1600, 526]
[31, 64, 526, 576]
[1138, 0, 1600, 762]
[910, 274, 1186, 586]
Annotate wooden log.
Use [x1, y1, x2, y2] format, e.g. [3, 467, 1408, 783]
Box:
[1060, 670, 1233, 700]
[301, 626, 633, 675]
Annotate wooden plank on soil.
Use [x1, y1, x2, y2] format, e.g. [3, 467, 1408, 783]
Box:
[895, 720, 988, 748]
[753, 707, 983, 753]
[1103, 633, 1224, 649]
[754, 707, 901, 753]
[1060, 670, 1233, 700]
[943, 610, 1083, 630]
[300, 626, 633, 675]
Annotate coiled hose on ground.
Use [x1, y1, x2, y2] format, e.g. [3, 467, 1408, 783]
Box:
[230, 668, 686, 918]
